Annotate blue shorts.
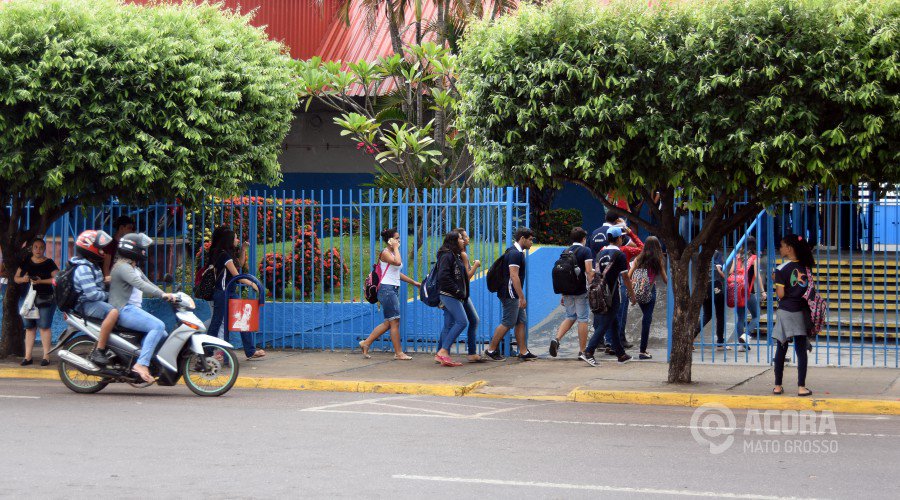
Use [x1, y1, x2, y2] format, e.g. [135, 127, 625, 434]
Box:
[19, 297, 56, 330]
[499, 297, 527, 328]
[77, 300, 115, 321]
[562, 293, 590, 323]
[378, 285, 401, 322]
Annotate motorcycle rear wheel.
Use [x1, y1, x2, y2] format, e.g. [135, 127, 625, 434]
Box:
[58, 338, 108, 394]
[181, 345, 239, 397]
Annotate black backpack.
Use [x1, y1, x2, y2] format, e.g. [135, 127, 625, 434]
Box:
[194, 265, 217, 301]
[486, 248, 511, 293]
[419, 261, 440, 307]
[588, 252, 617, 314]
[53, 262, 84, 312]
[552, 246, 582, 295]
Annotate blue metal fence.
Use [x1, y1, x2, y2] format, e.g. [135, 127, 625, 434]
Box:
[671, 185, 900, 368]
[10, 188, 530, 356]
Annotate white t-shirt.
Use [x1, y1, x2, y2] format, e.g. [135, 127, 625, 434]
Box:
[379, 255, 401, 287]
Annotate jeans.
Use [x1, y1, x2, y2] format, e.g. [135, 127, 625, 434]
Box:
[638, 287, 657, 353]
[210, 289, 257, 358]
[774, 335, 808, 386]
[118, 304, 167, 367]
[732, 291, 760, 343]
[586, 294, 624, 356]
[438, 295, 469, 352]
[19, 297, 56, 330]
[614, 281, 629, 344]
[463, 297, 480, 356]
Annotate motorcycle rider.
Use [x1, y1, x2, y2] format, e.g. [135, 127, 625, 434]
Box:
[109, 233, 175, 383]
[70, 230, 120, 365]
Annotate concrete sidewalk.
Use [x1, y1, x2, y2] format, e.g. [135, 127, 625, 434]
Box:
[3, 349, 898, 414]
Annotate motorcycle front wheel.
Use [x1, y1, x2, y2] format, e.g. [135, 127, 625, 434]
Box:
[180, 345, 239, 397]
[58, 338, 108, 394]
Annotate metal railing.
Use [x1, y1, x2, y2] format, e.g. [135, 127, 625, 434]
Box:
[671, 186, 900, 368]
[4, 188, 530, 355]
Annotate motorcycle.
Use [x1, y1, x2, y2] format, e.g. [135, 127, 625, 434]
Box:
[51, 291, 240, 397]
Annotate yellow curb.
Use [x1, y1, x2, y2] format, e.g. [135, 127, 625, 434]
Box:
[570, 389, 900, 415]
[233, 377, 485, 397]
[0, 368, 60, 381]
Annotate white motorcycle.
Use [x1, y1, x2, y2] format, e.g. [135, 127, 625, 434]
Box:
[52, 292, 240, 397]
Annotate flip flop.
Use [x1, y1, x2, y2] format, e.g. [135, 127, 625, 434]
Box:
[798, 389, 812, 397]
[359, 341, 371, 359]
[393, 353, 412, 360]
[772, 387, 784, 395]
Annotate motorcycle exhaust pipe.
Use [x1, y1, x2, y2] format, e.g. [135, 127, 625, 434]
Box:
[58, 350, 101, 374]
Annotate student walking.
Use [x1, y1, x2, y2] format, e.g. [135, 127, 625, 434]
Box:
[729, 236, 764, 351]
[433, 231, 470, 367]
[549, 227, 594, 358]
[15, 238, 59, 366]
[627, 236, 667, 360]
[484, 228, 536, 361]
[455, 228, 482, 363]
[581, 227, 634, 366]
[206, 229, 265, 361]
[359, 228, 420, 360]
[694, 246, 727, 348]
[772, 234, 814, 397]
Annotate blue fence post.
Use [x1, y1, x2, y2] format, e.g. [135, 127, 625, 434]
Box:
[398, 190, 409, 353]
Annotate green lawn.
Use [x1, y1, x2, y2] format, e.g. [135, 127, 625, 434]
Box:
[248, 235, 506, 303]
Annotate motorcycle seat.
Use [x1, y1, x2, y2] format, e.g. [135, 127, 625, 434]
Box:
[69, 310, 150, 337]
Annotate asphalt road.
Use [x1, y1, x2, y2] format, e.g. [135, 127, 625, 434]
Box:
[1, 379, 898, 499]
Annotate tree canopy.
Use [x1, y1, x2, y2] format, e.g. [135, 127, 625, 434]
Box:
[0, 0, 298, 356]
[457, 0, 900, 381]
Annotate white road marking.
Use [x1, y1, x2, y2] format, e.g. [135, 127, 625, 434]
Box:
[404, 398, 500, 410]
[392, 474, 822, 499]
[0, 395, 40, 399]
[301, 395, 412, 412]
[368, 402, 463, 417]
[302, 408, 900, 438]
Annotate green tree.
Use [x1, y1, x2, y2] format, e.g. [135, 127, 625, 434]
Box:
[458, 0, 899, 382]
[0, 0, 298, 356]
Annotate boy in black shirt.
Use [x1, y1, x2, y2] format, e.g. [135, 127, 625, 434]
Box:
[484, 228, 536, 360]
[582, 227, 634, 366]
[550, 227, 594, 357]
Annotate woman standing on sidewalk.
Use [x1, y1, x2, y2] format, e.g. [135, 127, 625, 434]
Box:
[433, 231, 469, 367]
[627, 236, 667, 360]
[729, 236, 765, 351]
[772, 234, 814, 397]
[454, 227, 481, 362]
[15, 238, 58, 366]
[359, 228, 420, 360]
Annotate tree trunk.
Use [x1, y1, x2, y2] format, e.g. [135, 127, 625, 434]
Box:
[0, 241, 25, 358]
[667, 259, 696, 383]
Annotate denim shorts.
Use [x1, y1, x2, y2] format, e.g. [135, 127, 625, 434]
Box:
[499, 296, 527, 328]
[77, 300, 115, 321]
[562, 293, 590, 323]
[378, 285, 401, 321]
[19, 297, 56, 330]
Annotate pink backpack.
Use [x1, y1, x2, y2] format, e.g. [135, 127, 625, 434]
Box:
[363, 261, 385, 304]
[802, 267, 827, 337]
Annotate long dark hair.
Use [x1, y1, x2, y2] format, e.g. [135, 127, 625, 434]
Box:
[634, 236, 664, 275]
[781, 234, 815, 268]
[439, 231, 463, 255]
[211, 229, 237, 261]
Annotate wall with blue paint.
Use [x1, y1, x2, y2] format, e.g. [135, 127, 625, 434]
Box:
[551, 183, 606, 232]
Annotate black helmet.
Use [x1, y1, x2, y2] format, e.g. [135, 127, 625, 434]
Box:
[117, 233, 153, 263]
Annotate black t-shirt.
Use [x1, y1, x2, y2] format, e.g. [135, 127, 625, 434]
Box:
[569, 243, 594, 295]
[595, 247, 628, 291]
[214, 252, 234, 291]
[589, 223, 630, 255]
[18, 257, 59, 296]
[499, 244, 526, 299]
[774, 261, 809, 313]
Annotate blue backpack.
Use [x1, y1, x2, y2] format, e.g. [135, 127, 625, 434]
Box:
[419, 262, 440, 307]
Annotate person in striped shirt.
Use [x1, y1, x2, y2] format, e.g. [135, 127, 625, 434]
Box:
[71, 230, 120, 365]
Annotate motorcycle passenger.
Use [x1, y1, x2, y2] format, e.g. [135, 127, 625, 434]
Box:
[109, 233, 175, 383]
[70, 230, 120, 365]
